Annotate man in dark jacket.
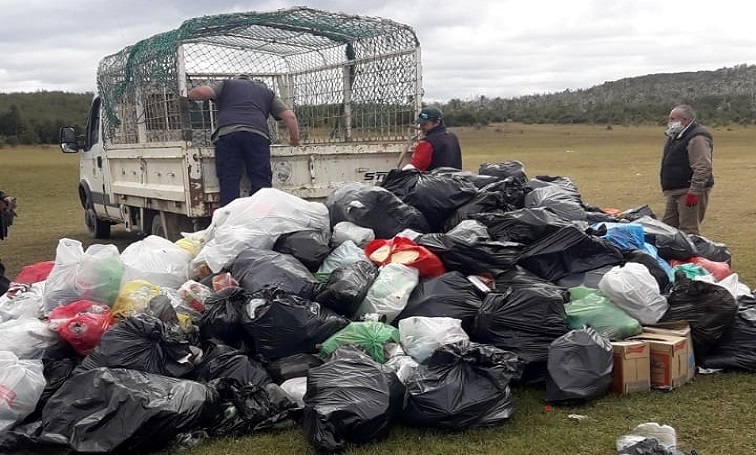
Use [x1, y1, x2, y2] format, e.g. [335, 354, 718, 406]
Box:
[0, 190, 16, 295]
[660, 104, 714, 235]
[405, 107, 462, 171]
[188, 75, 300, 206]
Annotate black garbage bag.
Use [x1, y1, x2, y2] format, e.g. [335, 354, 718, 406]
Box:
[402, 173, 478, 231]
[325, 182, 430, 239]
[302, 347, 404, 452]
[478, 160, 528, 184]
[416, 225, 523, 277]
[315, 260, 379, 317]
[661, 272, 738, 360]
[266, 353, 324, 384]
[40, 368, 220, 454]
[475, 207, 572, 245]
[430, 167, 500, 189]
[545, 327, 613, 405]
[190, 340, 271, 386]
[231, 248, 322, 300]
[618, 438, 678, 455]
[208, 378, 296, 437]
[622, 249, 672, 294]
[442, 189, 505, 232]
[555, 264, 615, 290]
[273, 230, 332, 273]
[242, 288, 349, 361]
[524, 184, 587, 221]
[633, 216, 697, 261]
[403, 341, 523, 430]
[75, 313, 198, 378]
[379, 168, 422, 198]
[395, 271, 484, 332]
[700, 304, 756, 372]
[472, 287, 569, 365]
[618, 204, 657, 221]
[494, 265, 564, 290]
[0, 421, 70, 455]
[689, 233, 732, 265]
[518, 225, 625, 282]
[199, 286, 252, 350]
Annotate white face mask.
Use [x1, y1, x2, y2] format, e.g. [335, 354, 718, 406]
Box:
[665, 121, 683, 137]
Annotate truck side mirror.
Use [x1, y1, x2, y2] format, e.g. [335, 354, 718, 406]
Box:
[59, 126, 81, 153]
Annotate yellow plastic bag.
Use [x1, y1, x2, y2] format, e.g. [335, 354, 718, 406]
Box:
[111, 280, 161, 320]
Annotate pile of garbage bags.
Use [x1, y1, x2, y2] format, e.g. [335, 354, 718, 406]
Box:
[0, 162, 752, 454]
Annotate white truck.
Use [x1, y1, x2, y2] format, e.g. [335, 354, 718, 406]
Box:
[60, 7, 422, 240]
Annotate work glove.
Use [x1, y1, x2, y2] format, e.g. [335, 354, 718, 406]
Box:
[685, 193, 699, 207]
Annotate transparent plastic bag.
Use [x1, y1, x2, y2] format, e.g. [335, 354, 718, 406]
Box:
[316, 240, 368, 275]
[331, 221, 375, 248]
[398, 316, 469, 363]
[617, 422, 677, 451]
[111, 280, 162, 320]
[354, 263, 419, 324]
[121, 235, 192, 289]
[42, 239, 124, 314]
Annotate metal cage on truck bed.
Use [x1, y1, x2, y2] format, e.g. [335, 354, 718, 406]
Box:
[97, 6, 423, 147]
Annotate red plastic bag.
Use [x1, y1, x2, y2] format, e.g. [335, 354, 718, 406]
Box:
[365, 236, 445, 277]
[669, 256, 732, 282]
[13, 261, 55, 284]
[48, 299, 114, 356]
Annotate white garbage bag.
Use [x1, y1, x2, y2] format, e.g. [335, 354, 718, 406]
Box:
[0, 318, 58, 359]
[0, 281, 45, 322]
[0, 351, 45, 431]
[194, 188, 330, 273]
[316, 240, 368, 275]
[599, 262, 669, 325]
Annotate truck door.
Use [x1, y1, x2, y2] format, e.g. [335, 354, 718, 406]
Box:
[80, 97, 112, 218]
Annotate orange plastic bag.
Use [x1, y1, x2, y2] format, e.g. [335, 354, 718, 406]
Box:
[365, 236, 445, 277]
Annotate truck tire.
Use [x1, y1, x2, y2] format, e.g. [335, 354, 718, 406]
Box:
[85, 205, 111, 239]
[150, 211, 191, 242]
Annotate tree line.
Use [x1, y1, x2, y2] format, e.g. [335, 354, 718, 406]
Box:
[2, 64, 755, 145]
[0, 91, 91, 146]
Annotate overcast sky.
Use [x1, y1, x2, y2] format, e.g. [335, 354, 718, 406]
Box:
[3, 0, 754, 101]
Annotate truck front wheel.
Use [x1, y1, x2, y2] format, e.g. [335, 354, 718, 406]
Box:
[85, 206, 111, 239]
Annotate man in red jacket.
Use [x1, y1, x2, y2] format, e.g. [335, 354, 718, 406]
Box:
[405, 107, 462, 171]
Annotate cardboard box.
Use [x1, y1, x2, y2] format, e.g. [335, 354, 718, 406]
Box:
[644, 322, 695, 382]
[611, 340, 650, 394]
[629, 332, 689, 390]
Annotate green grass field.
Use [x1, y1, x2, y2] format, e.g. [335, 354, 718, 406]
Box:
[1, 123, 755, 454]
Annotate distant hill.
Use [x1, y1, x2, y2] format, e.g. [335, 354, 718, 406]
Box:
[438, 63, 756, 127]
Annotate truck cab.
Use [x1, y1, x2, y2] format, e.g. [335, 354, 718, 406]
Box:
[61, 7, 422, 240]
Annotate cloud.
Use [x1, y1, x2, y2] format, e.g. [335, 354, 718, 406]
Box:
[1, 0, 754, 100]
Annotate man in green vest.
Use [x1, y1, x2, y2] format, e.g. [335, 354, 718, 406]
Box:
[660, 105, 714, 235]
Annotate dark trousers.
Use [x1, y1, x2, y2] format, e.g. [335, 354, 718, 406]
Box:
[214, 131, 272, 206]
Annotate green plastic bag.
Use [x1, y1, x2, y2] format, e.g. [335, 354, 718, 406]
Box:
[671, 263, 710, 281]
[565, 286, 642, 340]
[318, 321, 400, 363]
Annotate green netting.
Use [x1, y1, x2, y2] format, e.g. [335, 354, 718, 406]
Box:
[97, 6, 421, 146]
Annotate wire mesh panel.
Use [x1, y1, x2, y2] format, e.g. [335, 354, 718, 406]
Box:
[97, 7, 422, 147]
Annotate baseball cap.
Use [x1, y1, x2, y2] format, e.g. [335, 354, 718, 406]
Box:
[417, 107, 443, 123]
